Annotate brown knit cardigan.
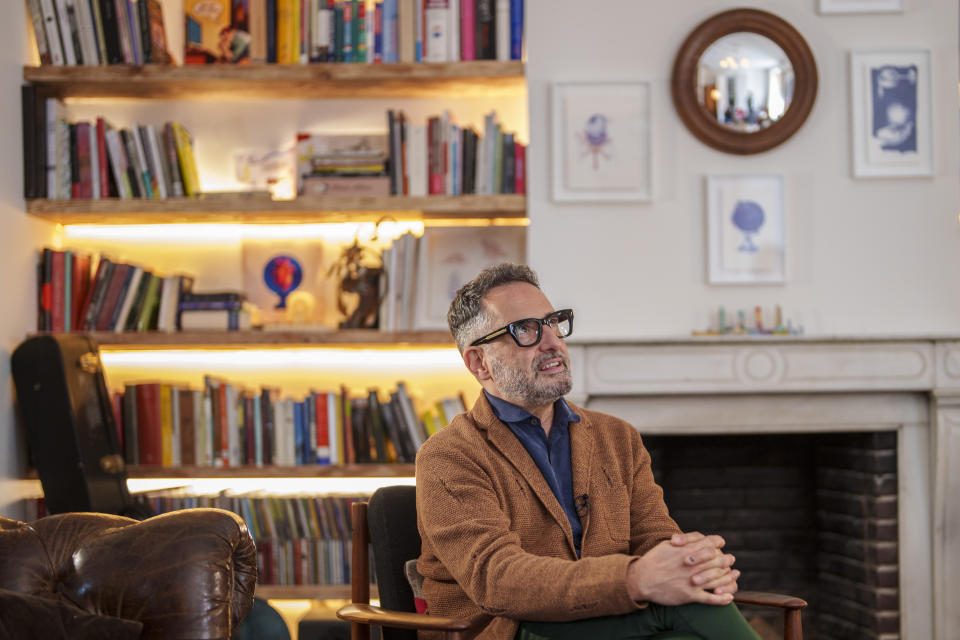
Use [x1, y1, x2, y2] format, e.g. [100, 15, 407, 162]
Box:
[415, 393, 681, 640]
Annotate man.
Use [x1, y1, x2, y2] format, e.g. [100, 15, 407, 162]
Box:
[415, 264, 759, 640]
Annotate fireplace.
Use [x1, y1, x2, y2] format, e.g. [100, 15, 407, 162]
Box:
[565, 337, 960, 639]
[643, 431, 898, 639]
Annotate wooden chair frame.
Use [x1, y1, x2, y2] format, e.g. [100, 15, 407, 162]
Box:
[338, 500, 807, 640]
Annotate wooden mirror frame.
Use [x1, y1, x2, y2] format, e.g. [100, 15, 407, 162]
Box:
[671, 8, 818, 155]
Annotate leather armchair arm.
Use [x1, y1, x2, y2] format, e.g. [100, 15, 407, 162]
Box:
[56, 509, 257, 639]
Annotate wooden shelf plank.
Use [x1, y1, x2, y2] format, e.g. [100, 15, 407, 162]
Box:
[25, 194, 527, 224]
[84, 329, 454, 348]
[256, 583, 377, 600]
[27, 464, 415, 479]
[124, 464, 415, 478]
[23, 62, 526, 99]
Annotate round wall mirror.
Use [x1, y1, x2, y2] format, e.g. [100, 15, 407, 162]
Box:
[671, 9, 818, 155]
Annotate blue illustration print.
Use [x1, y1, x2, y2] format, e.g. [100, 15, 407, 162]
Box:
[263, 255, 303, 309]
[731, 200, 765, 253]
[871, 65, 918, 153]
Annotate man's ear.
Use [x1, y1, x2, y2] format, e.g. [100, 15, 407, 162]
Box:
[463, 347, 493, 381]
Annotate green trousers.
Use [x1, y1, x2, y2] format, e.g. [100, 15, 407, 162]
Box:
[515, 602, 760, 640]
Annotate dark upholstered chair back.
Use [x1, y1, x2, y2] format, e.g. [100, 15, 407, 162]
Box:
[367, 485, 419, 640]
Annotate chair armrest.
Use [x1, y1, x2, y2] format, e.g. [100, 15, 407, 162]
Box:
[734, 591, 807, 610]
[337, 603, 490, 633]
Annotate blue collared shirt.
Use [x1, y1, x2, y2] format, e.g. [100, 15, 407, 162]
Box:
[484, 391, 584, 556]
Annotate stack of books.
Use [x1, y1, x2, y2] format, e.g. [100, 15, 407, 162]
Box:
[295, 133, 390, 197]
[180, 0, 525, 66]
[22, 93, 201, 200]
[25, 0, 173, 66]
[113, 377, 463, 468]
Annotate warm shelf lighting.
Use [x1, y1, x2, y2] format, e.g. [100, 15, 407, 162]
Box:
[60, 221, 426, 244]
[126, 476, 416, 495]
[99, 346, 462, 369]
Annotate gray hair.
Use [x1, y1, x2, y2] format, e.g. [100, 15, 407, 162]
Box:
[447, 263, 540, 352]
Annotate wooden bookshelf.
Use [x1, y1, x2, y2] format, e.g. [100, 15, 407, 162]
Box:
[23, 61, 526, 100]
[26, 464, 415, 479]
[25, 194, 527, 224]
[124, 464, 415, 478]
[255, 583, 376, 600]
[86, 329, 454, 348]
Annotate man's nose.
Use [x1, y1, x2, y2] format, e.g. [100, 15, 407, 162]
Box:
[539, 323, 564, 349]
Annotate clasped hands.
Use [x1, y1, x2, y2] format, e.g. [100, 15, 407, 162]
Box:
[627, 531, 740, 607]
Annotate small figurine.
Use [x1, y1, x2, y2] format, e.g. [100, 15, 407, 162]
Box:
[328, 238, 383, 329]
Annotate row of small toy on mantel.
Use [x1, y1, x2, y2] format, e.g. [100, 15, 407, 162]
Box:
[692, 305, 804, 337]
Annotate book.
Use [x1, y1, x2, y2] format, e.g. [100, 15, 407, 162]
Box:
[299, 175, 390, 196]
[112, 265, 144, 331]
[25, 0, 52, 65]
[162, 122, 186, 197]
[509, 0, 522, 60]
[171, 122, 201, 196]
[180, 308, 252, 330]
[53, 0, 79, 65]
[424, 0, 447, 62]
[97, 0, 124, 63]
[475, 0, 493, 59]
[75, 0, 101, 64]
[460, 0, 474, 61]
[134, 270, 162, 331]
[38, 0, 66, 65]
[144, 0, 172, 62]
[495, 0, 508, 61]
[135, 383, 162, 465]
[122, 385, 138, 464]
[94, 262, 131, 330]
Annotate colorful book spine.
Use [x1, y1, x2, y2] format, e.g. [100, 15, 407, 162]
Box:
[509, 0, 522, 60]
[460, 0, 474, 60]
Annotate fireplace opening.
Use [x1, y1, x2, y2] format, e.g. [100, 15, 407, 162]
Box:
[643, 432, 898, 640]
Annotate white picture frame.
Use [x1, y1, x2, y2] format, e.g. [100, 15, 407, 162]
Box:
[551, 82, 652, 202]
[819, 0, 903, 13]
[413, 227, 526, 330]
[707, 175, 785, 285]
[850, 49, 934, 178]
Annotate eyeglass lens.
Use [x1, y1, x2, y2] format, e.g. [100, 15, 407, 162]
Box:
[512, 311, 572, 346]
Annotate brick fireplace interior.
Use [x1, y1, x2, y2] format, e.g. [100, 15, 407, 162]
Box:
[643, 432, 899, 640]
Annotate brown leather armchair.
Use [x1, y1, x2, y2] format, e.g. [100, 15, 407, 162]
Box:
[0, 508, 258, 640]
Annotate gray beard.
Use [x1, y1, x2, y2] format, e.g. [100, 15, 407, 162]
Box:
[488, 350, 573, 407]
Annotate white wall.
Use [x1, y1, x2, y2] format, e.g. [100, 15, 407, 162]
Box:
[0, 4, 54, 519]
[526, 0, 960, 338]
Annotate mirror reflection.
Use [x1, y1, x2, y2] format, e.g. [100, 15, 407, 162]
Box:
[697, 33, 795, 133]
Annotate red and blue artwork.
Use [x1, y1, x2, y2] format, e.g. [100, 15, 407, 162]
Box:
[263, 255, 303, 309]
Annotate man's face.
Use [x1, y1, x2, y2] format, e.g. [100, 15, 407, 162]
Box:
[469, 282, 572, 410]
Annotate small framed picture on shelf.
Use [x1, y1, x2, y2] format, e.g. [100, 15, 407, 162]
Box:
[850, 50, 933, 178]
[706, 175, 785, 285]
[413, 227, 526, 330]
[550, 82, 652, 202]
[818, 0, 903, 13]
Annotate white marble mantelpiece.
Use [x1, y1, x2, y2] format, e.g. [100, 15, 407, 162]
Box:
[564, 337, 960, 640]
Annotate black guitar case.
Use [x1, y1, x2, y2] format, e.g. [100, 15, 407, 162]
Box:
[11, 334, 151, 518]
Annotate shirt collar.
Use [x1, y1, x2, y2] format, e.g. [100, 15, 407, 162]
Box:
[483, 390, 581, 427]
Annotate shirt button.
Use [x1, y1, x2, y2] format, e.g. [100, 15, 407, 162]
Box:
[532, 419, 539, 425]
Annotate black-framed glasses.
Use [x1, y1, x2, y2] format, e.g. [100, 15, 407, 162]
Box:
[470, 309, 574, 348]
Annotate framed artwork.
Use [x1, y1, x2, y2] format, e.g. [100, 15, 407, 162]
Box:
[551, 82, 652, 202]
[850, 50, 934, 178]
[818, 0, 903, 13]
[706, 175, 785, 284]
[413, 227, 526, 330]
